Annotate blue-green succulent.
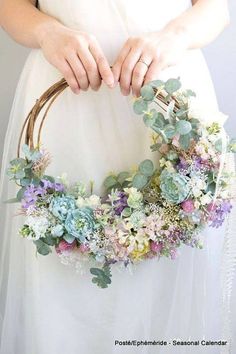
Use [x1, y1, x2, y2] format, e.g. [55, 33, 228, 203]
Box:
[160, 170, 190, 204]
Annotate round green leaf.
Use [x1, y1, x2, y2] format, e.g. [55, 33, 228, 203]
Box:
[132, 173, 148, 189]
[139, 159, 154, 177]
[117, 171, 130, 185]
[154, 112, 165, 129]
[104, 175, 117, 189]
[163, 125, 176, 139]
[165, 78, 181, 94]
[140, 85, 155, 101]
[133, 98, 148, 115]
[176, 120, 192, 135]
[179, 134, 191, 150]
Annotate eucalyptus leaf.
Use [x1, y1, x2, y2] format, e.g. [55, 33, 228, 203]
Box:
[140, 85, 155, 101]
[132, 173, 148, 189]
[154, 112, 165, 129]
[104, 175, 117, 190]
[143, 112, 156, 128]
[16, 187, 26, 202]
[176, 120, 192, 135]
[20, 178, 32, 187]
[33, 239, 52, 256]
[117, 171, 130, 185]
[149, 79, 164, 88]
[44, 234, 57, 246]
[133, 98, 148, 115]
[165, 78, 181, 94]
[139, 159, 154, 177]
[179, 134, 191, 150]
[163, 125, 176, 139]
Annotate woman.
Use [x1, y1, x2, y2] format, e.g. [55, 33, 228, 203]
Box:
[0, 1, 234, 353]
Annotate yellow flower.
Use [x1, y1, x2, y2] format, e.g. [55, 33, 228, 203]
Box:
[130, 242, 150, 261]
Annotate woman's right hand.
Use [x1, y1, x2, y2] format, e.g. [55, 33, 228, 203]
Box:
[38, 24, 115, 94]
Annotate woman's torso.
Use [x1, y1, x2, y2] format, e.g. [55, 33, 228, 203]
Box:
[38, 0, 192, 63]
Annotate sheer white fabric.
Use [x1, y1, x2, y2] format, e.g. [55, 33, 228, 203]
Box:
[0, 1, 235, 353]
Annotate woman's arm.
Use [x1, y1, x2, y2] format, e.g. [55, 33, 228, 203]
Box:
[112, 0, 230, 96]
[173, 0, 230, 49]
[0, 0, 114, 93]
[0, 0, 58, 48]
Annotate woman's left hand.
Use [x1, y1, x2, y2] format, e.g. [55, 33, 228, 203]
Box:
[112, 29, 190, 97]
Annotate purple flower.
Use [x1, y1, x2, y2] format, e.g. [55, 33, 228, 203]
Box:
[113, 192, 128, 216]
[176, 157, 189, 172]
[41, 179, 54, 189]
[53, 182, 65, 192]
[208, 200, 232, 228]
[41, 179, 65, 193]
[22, 184, 46, 209]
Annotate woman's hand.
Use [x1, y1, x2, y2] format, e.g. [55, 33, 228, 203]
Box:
[112, 29, 189, 97]
[39, 24, 115, 94]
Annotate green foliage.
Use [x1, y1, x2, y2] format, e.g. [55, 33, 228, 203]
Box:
[140, 85, 155, 101]
[149, 79, 164, 88]
[164, 125, 176, 139]
[138, 159, 154, 177]
[164, 78, 181, 94]
[90, 264, 112, 288]
[176, 120, 192, 135]
[132, 173, 149, 189]
[22, 144, 41, 162]
[33, 239, 52, 256]
[133, 98, 148, 115]
[179, 134, 191, 150]
[104, 175, 117, 190]
[16, 187, 27, 202]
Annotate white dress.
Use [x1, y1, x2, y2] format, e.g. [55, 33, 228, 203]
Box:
[0, 1, 236, 353]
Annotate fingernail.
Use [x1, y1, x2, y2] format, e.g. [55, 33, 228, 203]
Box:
[107, 81, 115, 88]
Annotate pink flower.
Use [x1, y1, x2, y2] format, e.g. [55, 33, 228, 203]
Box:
[79, 243, 90, 253]
[159, 144, 169, 154]
[207, 202, 217, 213]
[170, 248, 178, 260]
[150, 241, 162, 253]
[181, 199, 195, 213]
[56, 240, 77, 254]
[172, 134, 180, 148]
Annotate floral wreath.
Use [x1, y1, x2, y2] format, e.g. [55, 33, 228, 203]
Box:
[6, 78, 236, 288]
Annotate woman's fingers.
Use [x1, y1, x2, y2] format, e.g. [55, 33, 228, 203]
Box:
[77, 45, 101, 90]
[89, 39, 114, 88]
[57, 59, 80, 94]
[144, 59, 166, 85]
[132, 57, 152, 97]
[112, 41, 131, 84]
[66, 52, 89, 91]
[119, 48, 142, 96]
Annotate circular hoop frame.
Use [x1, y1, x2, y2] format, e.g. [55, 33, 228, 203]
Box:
[17, 78, 179, 157]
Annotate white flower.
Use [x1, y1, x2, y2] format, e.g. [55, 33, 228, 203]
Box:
[25, 215, 50, 240]
[189, 98, 228, 127]
[200, 193, 212, 205]
[76, 195, 101, 209]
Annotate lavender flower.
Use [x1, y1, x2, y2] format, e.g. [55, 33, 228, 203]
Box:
[208, 200, 232, 228]
[113, 192, 128, 215]
[22, 184, 46, 209]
